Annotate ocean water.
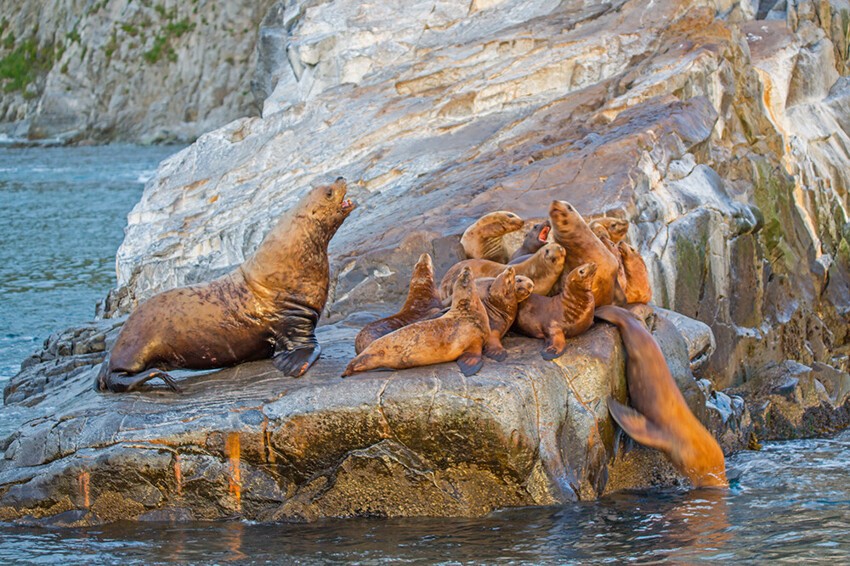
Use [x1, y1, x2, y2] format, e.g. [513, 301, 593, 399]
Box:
[0, 146, 849, 563]
[0, 144, 181, 382]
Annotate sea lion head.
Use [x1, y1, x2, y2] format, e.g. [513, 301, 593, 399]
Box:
[452, 265, 476, 302]
[617, 241, 639, 259]
[488, 211, 524, 235]
[542, 242, 566, 268]
[411, 252, 435, 282]
[592, 217, 629, 243]
[590, 222, 611, 241]
[303, 177, 357, 234]
[566, 262, 597, 292]
[515, 275, 534, 302]
[489, 266, 517, 306]
[548, 200, 586, 238]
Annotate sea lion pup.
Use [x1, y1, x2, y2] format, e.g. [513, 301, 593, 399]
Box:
[460, 211, 524, 263]
[508, 220, 551, 264]
[475, 268, 533, 361]
[354, 253, 443, 354]
[342, 266, 489, 377]
[594, 305, 727, 488]
[514, 262, 597, 360]
[96, 178, 356, 392]
[618, 242, 652, 304]
[589, 217, 629, 244]
[549, 200, 619, 306]
[439, 243, 565, 300]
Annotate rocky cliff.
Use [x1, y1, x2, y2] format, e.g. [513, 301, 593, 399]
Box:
[0, 0, 275, 143]
[2, 0, 850, 525]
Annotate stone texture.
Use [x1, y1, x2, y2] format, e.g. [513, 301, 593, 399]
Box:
[1, 310, 718, 525]
[0, 0, 276, 143]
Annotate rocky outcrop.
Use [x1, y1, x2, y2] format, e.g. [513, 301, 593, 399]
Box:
[0, 308, 719, 524]
[4, 0, 850, 524]
[0, 0, 276, 143]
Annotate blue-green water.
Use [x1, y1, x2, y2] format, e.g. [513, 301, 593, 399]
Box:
[0, 144, 181, 381]
[0, 146, 849, 563]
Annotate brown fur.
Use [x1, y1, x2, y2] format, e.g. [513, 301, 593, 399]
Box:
[474, 268, 532, 361]
[98, 178, 355, 392]
[595, 305, 727, 488]
[460, 211, 524, 263]
[342, 266, 489, 377]
[549, 200, 619, 306]
[619, 242, 652, 304]
[514, 262, 597, 360]
[439, 243, 565, 300]
[354, 253, 443, 354]
[589, 217, 629, 243]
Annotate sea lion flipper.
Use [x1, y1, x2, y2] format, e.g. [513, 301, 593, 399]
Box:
[541, 331, 567, 361]
[456, 351, 484, 376]
[607, 396, 673, 452]
[483, 334, 507, 362]
[97, 368, 182, 393]
[273, 345, 321, 378]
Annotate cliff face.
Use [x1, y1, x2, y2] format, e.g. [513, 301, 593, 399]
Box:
[106, 0, 850, 390]
[0, 0, 275, 143]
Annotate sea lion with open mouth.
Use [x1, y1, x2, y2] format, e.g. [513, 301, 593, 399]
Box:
[96, 178, 356, 392]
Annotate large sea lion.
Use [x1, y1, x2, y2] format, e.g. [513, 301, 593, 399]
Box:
[508, 220, 551, 263]
[589, 217, 629, 244]
[619, 242, 652, 304]
[439, 242, 565, 300]
[514, 262, 597, 360]
[594, 305, 727, 488]
[549, 200, 619, 306]
[460, 211, 524, 263]
[354, 253, 443, 354]
[96, 178, 356, 392]
[342, 266, 489, 377]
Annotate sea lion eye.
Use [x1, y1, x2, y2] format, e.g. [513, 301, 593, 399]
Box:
[325, 188, 334, 199]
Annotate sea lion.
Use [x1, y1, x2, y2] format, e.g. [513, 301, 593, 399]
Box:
[475, 268, 532, 361]
[619, 241, 652, 304]
[514, 262, 597, 360]
[460, 211, 524, 263]
[594, 305, 727, 488]
[589, 217, 629, 244]
[342, 266, 489, 377]
[439, 243, 565, 300]
[96, 178, 356, 392]
[354, 253, 443, 354]
[549, 200, 619, 306]
[508, 220, 551, 263]
[596, 232, 628, 299]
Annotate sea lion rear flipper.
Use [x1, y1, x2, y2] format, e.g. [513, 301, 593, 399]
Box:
[97, 368, 182, 393]
[541, 330, 567, 361]
[483, 334, 507, 362]
[456, 351, 484, 376]
[607, 396, 673, 452]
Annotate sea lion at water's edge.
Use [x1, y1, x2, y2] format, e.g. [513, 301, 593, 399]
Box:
[97, 178, 355, 392]
[594, 305, 727, 488]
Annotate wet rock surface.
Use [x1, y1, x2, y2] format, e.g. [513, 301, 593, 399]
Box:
[4, 0, 850, 523]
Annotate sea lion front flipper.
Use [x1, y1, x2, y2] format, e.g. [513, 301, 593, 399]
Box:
[607, 396, 673, 452]
[273, 345, 321, 378]
[541, 330, 567, 361]
[483, 333, 507, 362]
[456, 350, 484, 376]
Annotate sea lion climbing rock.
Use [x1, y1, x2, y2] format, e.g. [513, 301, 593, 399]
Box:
[619, 242, 652, 304]
[595, 305, 727, 488]
[342, 266, 489, 377]
[460, 211, 524, 263]
[549, 200, 619, 306]
[514, 262, 596, 360]
[354, 253, 443, 354]
[96, 178, 356, 392]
